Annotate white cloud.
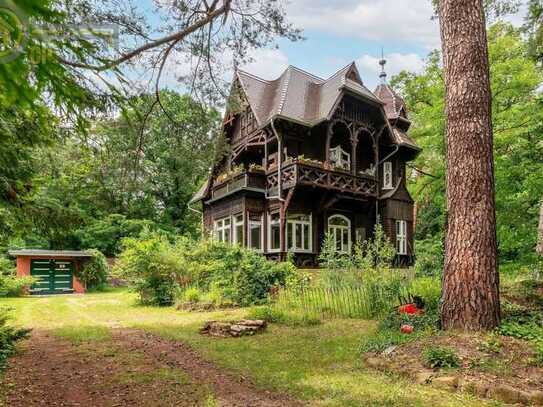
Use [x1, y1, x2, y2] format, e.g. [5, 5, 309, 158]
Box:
[240, 48, 289, 80]
[356, 52, 425, 89]
[287, 0, 440, 49]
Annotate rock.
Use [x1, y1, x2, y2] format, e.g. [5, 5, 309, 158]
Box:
[432, 376, 458, 390]
[200, 320, 267, 338]
[526, 390, 543, 405]
[414, 371, 434, 385]
[487, 384, 522, 404]
[382, 346, 397, 356]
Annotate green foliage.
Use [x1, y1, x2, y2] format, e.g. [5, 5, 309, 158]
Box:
[182, 287, 201, 303]
[414, 238, 444, 277]
[392, 23, 543, 265]
[79, 250, 109, 290]
[175, 238, 296, 307]
[114, 233, 184, 306]
[360, 329, 417, 353]
[422, 346, 460, 369]
[247, 305, 321, 327]
[115, 234, 295, 307]
[0, 309, 31, 369]
[0, 257, 33, 297]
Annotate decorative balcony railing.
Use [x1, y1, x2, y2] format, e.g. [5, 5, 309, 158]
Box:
[266, 160, 377, 198]
[211, 171, 266, 200]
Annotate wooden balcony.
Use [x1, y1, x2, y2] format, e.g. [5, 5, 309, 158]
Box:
[266, 160, 377, 198]
[211, 171, 266, 201]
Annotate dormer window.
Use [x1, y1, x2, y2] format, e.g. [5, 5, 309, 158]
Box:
[383, 161, 393, 189]
[330, 145, 350, 171]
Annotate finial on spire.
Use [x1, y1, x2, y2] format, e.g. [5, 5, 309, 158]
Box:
[379, 48, 387, 84]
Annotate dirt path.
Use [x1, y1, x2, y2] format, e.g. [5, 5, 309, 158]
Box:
[1, 329, 304, 407]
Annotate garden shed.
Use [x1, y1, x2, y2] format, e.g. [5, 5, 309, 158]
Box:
[9, 250, 93, 295]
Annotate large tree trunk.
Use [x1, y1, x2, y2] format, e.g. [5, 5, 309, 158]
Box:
[439, 0, 500, 330]
[537, 199, 543, 257]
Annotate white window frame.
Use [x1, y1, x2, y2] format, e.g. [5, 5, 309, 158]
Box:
[328, 214, 352, 253]
[396, 220, 407, 255]
[267, 213, 281, 253]
[383, 161, 393, 190]
[248, 214, 264, 252]
[330, 145, 351, 171]
[214, 217, 231, 243]
[232, 213, 244, 246]
[286, 213, 312, 253]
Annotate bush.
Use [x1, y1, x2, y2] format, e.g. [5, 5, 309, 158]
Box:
[183, 286, 201, 303]
[0, 257, 34, 297]
[175, 238, 296, 306]
[114, 233, 184, 306]
[0, 309, 31, 369]
[414, 238, 444, 277]
[79, 249, 109, 290]
[115, 234, 295, 307]
[422, 346, 460, 369]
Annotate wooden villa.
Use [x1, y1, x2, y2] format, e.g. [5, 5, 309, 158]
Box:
[190, 59, 420, 267]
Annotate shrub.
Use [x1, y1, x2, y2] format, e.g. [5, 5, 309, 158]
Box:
[183, 286, 201, 303]
[0, 257, 34, 297]
[0, 309, 31, 369]
[414, 238, 444, 276]
[113, 233, 185, 306]
[79, 249, 109, 290]
[422, 346, 460, 369]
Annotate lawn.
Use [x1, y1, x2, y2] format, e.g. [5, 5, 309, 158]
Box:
[0, 289, 491, 406]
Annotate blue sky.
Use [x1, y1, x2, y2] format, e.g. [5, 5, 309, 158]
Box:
[141, 0, 527, 92]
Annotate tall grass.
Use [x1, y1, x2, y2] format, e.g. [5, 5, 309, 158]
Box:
[269, 270, 438, 321]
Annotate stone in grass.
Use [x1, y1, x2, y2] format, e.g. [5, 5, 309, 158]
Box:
[527, 390, 543, 405]
[461, 379, 489, 398]
[200, 320, 267, 338]
[414, 371, 434, 385]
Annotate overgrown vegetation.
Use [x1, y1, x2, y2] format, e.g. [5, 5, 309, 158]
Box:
[79, 250, 109, 290]
[422, 346, 460, 369]
[0, 309, 31, 369]
[114, 233, 295, 307]
[0, 257, 33, 297]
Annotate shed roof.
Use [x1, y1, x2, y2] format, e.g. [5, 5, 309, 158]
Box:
[8, 250, 94, 258]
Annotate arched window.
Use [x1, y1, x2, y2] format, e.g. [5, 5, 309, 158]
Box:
[328, 214, 351, 253]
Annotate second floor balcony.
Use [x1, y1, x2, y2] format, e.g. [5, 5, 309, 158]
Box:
[266, 158, 377, 198]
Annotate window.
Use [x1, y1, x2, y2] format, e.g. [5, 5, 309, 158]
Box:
[214, 217, 231, 243]
[396, 220, 407, 255]
[328, 214, 351, 253]
[233, 214, 244, 246]
[248, 214, 263, 251]
[383, 161, 393, 189]
[268, 213, 281, 252]
[330, 145, 351, 171]
[286, 214, 312, 252]
[240, 107, 256, 136]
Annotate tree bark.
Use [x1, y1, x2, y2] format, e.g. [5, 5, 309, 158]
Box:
[537, 199, 543, 257]
[439, 0, 500, 330]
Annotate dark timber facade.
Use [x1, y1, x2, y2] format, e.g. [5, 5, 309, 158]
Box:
[190, 61, 421, 267]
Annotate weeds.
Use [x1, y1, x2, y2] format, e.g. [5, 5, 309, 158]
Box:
[422, 346, 460, 369]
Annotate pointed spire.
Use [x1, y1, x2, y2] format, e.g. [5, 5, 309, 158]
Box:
[379, 48, 387, 84]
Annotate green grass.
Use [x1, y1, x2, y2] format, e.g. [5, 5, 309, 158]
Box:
[52, 325, 111, 345]
[0, 289, 491, 406]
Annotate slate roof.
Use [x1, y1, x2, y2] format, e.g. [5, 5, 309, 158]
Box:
[235, 62, 382, 127]
[8, 250, 93, 258]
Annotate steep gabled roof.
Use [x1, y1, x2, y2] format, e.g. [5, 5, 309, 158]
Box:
[235, 62, 382, 127]
[373, 83, 408, 120]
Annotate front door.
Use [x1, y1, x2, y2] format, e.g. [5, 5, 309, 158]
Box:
[30, 259, 74, 294]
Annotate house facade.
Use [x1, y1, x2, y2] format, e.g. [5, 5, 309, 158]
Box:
[190, 61, 420, 267]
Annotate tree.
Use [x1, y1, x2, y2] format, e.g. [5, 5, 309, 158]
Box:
[438, 0, 500, 330]
[538, 199, 543, 257]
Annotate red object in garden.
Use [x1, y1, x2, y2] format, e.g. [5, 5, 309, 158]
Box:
[398, 303, 422, 315]
[400, 324, 414, 334]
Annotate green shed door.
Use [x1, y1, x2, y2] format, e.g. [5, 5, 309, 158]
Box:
[30, 260, 74, 294]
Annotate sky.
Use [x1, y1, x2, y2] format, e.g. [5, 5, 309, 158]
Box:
[140, 0, 529, 92]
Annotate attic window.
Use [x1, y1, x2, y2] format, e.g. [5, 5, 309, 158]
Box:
[330, 146, 351, 171]
[240, 107, 256, 136]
